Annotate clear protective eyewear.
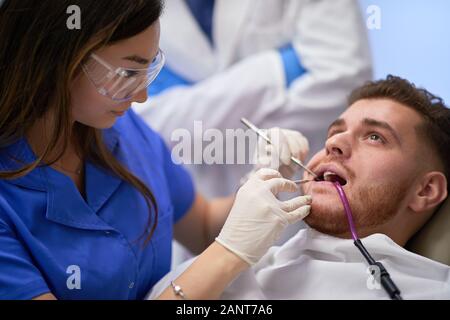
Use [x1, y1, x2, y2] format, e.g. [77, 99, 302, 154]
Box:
[82, 49, 165, 102]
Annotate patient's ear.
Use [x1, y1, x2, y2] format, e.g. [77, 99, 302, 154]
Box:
[409, 171, 448, 213]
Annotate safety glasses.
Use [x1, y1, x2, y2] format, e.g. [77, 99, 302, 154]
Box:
[82, 49, 165, 102]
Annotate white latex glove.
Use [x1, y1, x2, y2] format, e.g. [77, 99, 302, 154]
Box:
[254, 127, 310, 179]
[216, 168, 312, 265]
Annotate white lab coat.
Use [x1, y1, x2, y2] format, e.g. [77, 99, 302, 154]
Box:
[148, 228, 450, 300]
[134, 0, 373, 198]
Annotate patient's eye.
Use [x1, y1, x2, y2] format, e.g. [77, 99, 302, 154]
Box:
[368, 133, 385, 144]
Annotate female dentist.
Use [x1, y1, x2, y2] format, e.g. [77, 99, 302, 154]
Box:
[0, 0, 311, 300]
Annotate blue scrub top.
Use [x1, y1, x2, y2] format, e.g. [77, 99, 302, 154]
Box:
[0, 110, 195, 300]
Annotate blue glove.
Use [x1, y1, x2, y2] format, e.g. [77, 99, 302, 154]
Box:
[148, 65, 192, 96]
[279, 43, 307, 88]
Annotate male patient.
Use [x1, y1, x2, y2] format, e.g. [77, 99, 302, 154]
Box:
[150, 76, 450, 299]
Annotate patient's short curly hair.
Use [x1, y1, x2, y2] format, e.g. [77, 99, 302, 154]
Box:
[348, 75, 450, 188]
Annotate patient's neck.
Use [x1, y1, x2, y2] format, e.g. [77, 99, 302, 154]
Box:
[331, 219, 412, 247]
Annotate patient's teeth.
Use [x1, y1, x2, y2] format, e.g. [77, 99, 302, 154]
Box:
[323, 171, 336, 181]
[321, 170, 347, 185]
[323, 171, 334, 180]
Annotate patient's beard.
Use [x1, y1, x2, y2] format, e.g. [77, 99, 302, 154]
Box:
[304, 179, 410, 238]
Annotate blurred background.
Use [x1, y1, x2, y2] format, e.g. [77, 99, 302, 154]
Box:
[359, 0, 450, 102]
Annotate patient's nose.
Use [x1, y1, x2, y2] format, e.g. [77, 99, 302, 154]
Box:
[325, 133, 351, 158]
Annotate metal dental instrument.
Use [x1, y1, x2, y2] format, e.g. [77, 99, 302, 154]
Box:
[293, 179, 314, 185]
[241, 118, 318, 178]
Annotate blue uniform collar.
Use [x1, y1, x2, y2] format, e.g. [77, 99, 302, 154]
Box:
[0, 138, 47, 191]
[0, 128, 123, 231]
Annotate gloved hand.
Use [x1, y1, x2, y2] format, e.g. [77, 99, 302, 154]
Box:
[216, 168, 312, 265]
[253, 127, 309, 179]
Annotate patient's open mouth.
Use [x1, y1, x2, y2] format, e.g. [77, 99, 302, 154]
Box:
[314, 168, 348, 186]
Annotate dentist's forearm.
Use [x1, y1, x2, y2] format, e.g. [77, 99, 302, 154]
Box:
[156, 241, 248, 300]
[204, 196, 235, 243]
[174, 194, 234, 255]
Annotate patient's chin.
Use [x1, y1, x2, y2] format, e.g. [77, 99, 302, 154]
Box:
[304, 179, 407, 238]
[305, 196, 351, 237]
[304, 181, 362, 237]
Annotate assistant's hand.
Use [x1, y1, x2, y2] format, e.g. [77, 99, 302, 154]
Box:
[216, 168, 311, 265]
[253, 127, 309, 179]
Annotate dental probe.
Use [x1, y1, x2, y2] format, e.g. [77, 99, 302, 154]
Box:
[293, 179, 314, 184]
[240, 118, 318, 179]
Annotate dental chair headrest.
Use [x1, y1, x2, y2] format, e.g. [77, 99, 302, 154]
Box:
[406, 196, 450, 266]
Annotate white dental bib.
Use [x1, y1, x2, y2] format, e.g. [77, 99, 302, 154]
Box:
[148, 228, 450, 300]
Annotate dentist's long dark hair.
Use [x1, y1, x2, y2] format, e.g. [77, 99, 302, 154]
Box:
[0, 0, 164, 245]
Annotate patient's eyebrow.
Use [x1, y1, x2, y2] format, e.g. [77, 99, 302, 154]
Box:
[327, 118, 346, 135]
[362, 118, 402, 145]
[122, 54, 150, 66]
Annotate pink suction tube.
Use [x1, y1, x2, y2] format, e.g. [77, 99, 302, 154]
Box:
[333, 182, 358, 241]
[332, 182, 403, 300]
